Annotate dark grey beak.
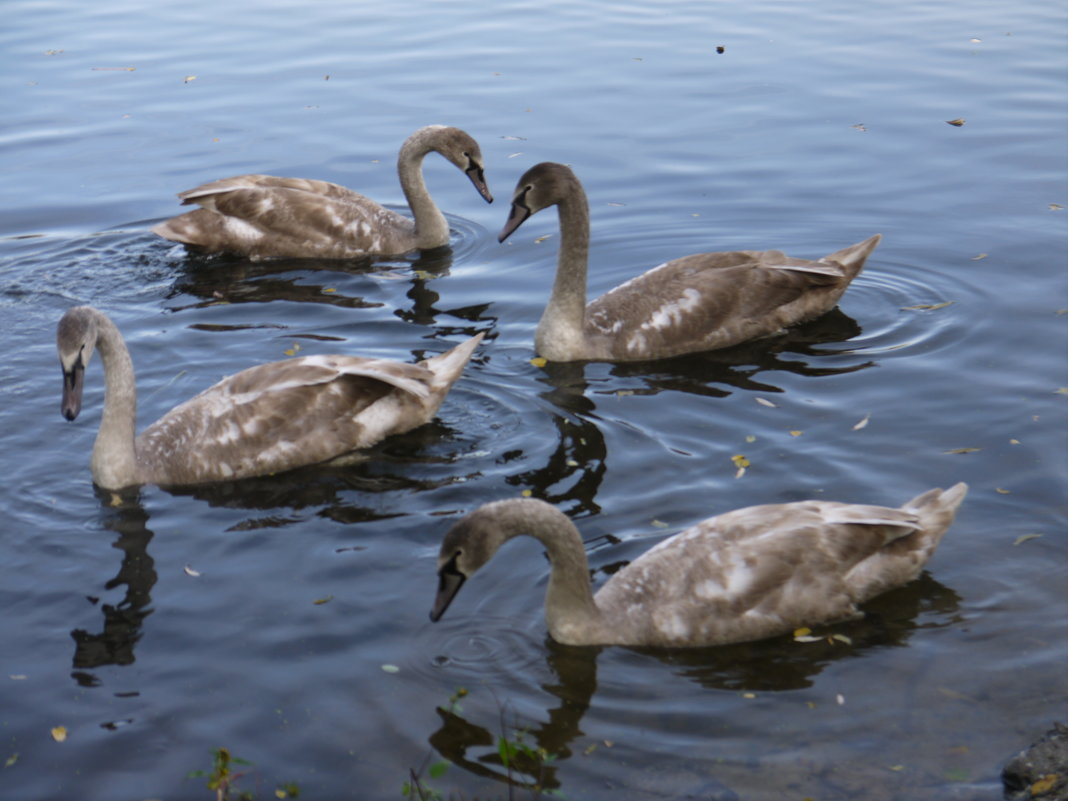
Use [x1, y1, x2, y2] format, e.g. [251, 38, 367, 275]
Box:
[430, 564, 466, 622]
[62, 362, 84, 421]
[498, 200, 532, 243]
[465, 162, 493, 204]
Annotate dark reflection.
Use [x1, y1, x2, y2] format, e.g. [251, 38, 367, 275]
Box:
[161, 420, 481, 517]
[427, 639, 599, 794]
[70, 487, 158, 687]
[164, 244, 479, 328]
[423, 574, 961, 794]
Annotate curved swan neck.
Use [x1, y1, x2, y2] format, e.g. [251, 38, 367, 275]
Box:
[479, 499, 605, 640]
[536, 184, 591, 359]
[90, 312, 140, 488]
[397, 128, 449, 248]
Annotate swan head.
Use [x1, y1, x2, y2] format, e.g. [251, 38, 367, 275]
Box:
[429, 502, 515, 622]
[57, 306, 99, 421]
[499, 162, 577, 242]
[425, 126, 493, 205]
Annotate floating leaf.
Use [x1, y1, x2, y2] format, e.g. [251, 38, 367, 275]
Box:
[995, 488, 1010, 494]
[313, 595, 334, 605]
[902, 301, 955, 311]
[51, 726, 67, 742]
[529, 356, 547, 368]
[715, 45, 725, 54]
[651, 519, 669, 529]
[183, 75, 197, 83]
[380, 664, 400, 674]
[521, 489, 533, 498]
[428, 761, 450, 779]
[943, 447, 981, 454]
[755, 397, 777, 408]
[583, 743, 598, 755]
[852, 414, 871, 431]
[793, 627, 812, 638]
[1055, 387, 1068, 395]
[971, 253, 988, 260]
[4, 753, 17, 768]
[322, 287, 336, 293]
[283, 342, 301, 357]
[183, 565, 201, 577]
[745, 434, 756, 443]
[742, 692, 756, 699]
[731, 454, 750, 468]
[1010, 438, 1021, 445]
[946, 118, 965, 126]
[565, 458, 579, 467]
[831, 633, 853, 645]
[1012, 533, 1042, 546]
[851, 123, 867, 132]
[1050, 203, 1064, 211]
[533, 234, 552, 244]
[890, 764, 906, 772]
[789, 430, 803, 437]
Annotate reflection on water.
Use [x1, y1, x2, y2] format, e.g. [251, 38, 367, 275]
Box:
[71, 488, 157, 687]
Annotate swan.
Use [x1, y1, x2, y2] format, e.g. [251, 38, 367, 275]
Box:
[152, 125, 493, 261]
[498, 162, 881, 362]
[430, 487, 967, 647]
[57, 306, 483, 490]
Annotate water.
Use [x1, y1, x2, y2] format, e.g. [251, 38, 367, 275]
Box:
[1, 0, 1066, 799]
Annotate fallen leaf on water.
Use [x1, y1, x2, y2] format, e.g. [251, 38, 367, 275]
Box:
[902, 301, 955, 311]
[745, 434, 756, 443]
[4, 753, 17, 768]
[995, 488, 1010, 494]
[742, 692, 756, 699]
[284, 343, 301, 357]
[183, 565, 201, 577]
[507, 152, 524, 159]
[794, 627, 812, 638]
[969, 37, 982, 43]
[789, 430, 803, 437]
[1054, 387, 1068, 395]
[851, 123, 867, 132]
[943, 447, 982, 454]
[566, 458, 579, 467]
[313, 595, 334, 605]
[529, 356, 547, 368]
[534, 234, 552, 244]
[731, 454, 750, 469]
[521, 489, 533, 497]
[183, 75, 197, 83]
[322, 287, 336, 293]
[1050, 203, 1064, 211]
[651, 519, 669, 528]
[380, 664, 400, 674]
[1012, 533, 1042, 546]
[755, 397, 777, 408]
[853, 414, 871, 430]
[831, 633, 853, 645]
[1010, 438, 1021, 445]
[946, 118, 965, 126]
[615, 389, 634, 397]
[716, 46, 725, 54]
[51, 726, 67, 742]
[583, 743, 598, 755]
[971, 253, 988, 260]
[109, 493, 123, 507]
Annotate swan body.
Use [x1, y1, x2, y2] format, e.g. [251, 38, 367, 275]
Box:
[431, 488, 967, 648]
[57, 306, 483, 489]
[152, 125, 493, 261]
[499, 162, 881, 362]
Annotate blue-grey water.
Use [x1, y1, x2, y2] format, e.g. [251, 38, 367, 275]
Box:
[1, 0, 1065, 799]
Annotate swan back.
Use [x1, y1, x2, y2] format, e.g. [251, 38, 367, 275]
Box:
[152, 125, 492, 260]
[430, 486, 967, 648]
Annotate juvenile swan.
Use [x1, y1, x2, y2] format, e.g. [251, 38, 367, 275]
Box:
[153, 125, 493, 261]
[499, 162, 881, 362]
[57, 306, 483, 490]
[431, 488, 967, 647]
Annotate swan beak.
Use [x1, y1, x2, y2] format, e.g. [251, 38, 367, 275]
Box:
[430, 565, 466, 622]
[61, 362, 84, 421]
[465, 164, 493, 204]
[498, 201, 532, 243]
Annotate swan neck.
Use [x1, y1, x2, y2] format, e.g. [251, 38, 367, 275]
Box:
[398, 133, 449, 248]
[536, 191, 590, 357]
[91, 314, 140, 488]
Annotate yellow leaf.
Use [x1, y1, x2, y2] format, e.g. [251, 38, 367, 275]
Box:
[943, 447, 981, 454]
[533, 234, 552, 244]
[742, 692, 756, 699]
[1012, 533, 1042, 546]
[789, 430, 803, 437]
[51, 726, 67, 742]
[1010, 438, 1021, 445]
[322, 287, 336, 293]
[1050, 203, 1064, 211]
[313, 595, 334, 605]
[995, 488, 1010, 494]
[889, 764, 906, 772]
[4, 752, 18, 768]
[794, 627, 812, 638]
[1055, 387, 1068, 395]
[651, 519, 669, 528]
[184, 75, 197, 83]
[529, 357, 547, 368]
[946, 118, 965, 126]
[521, 489, 533, 498]
[731, 454, 750, 468]
[1031, 775, 1059, 794]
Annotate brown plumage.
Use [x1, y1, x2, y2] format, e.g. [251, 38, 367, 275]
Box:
[57, 306, 483, 489]
[153, 125, 493, 260]
[431, 487, 968, 648]
[499, 162, 881, 362]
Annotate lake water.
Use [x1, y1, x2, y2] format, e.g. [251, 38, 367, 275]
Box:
[1, 0, 1066, 799]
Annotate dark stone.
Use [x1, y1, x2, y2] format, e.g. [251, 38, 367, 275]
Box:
[1003, 723, 1068, 800]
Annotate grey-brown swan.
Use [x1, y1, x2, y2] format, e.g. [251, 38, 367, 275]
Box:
[498, 162, 881, 362]
[57, 306, 483, 489]
[153, 125, 493, 261]
[431, 487, 967, 647]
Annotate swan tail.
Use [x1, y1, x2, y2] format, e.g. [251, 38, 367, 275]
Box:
[822, 233, 882, 280]
[422, 332, 484, 391]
